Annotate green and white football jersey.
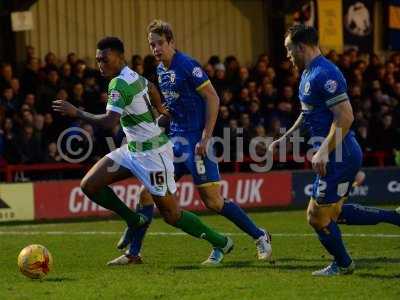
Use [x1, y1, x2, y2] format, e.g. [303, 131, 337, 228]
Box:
[106, 66, 169, 153]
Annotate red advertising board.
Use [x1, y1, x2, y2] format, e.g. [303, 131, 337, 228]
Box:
[34, 172, 292, 220]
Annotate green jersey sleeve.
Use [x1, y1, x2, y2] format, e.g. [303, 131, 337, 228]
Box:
[106, 78, 129, 114]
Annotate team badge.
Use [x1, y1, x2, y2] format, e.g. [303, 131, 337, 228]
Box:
[324, 79, 338, 93]
[192, 67, 203, 78]
[109, 90, 121, 103]
[304, 81, 311, 95]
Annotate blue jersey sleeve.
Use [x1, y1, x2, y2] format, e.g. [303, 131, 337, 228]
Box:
[181, 58, 210, 91]
[316, 67, 348, 108]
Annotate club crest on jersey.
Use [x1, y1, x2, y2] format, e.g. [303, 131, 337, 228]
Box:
[109, 90, 121, 103]
[192, 67, 203, 78]
[304, 81, 311, 95]
[324, 79, 338, 93]
[170, 72, 176, 83]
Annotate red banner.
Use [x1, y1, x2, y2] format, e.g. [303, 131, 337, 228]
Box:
[33, 172, 292, 220]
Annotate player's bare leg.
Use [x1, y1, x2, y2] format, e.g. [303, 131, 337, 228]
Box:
[197, 183, 272, 261]
[81, 156, 147, 229]
[308, 198, 355, 276]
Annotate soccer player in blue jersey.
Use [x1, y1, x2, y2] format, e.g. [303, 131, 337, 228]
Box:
[117, 20, 272, 265]
[268, 24, 400, 276]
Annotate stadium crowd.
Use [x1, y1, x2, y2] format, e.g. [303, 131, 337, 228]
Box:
[0, 46, 399, 174]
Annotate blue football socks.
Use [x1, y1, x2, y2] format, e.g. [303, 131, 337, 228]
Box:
[129, 204, 154, 256]
[316, 221, 352, 268]
[338, 204, 400, 226]
[220, 199, 264, 239]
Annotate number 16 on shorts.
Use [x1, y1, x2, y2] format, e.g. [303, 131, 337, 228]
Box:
[150, 171, 165, 186]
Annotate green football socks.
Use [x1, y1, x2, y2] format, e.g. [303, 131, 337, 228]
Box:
[91, 186, 143, 227]
[175, 211, 227, 248]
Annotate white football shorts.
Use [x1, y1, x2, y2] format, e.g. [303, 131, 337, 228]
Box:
[106, 142, 177, 196]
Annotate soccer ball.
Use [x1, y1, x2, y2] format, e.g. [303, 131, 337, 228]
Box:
[17, 244, 53, 279]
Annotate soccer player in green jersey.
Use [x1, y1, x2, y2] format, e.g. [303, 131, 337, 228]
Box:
[53, 37, 233, 265]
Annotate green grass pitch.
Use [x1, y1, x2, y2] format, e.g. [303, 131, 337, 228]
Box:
[0, 208, 399, 299]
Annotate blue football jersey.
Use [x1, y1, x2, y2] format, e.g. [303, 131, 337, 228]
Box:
[299, 55, 363, 203]
[157, 51, 210, 134]
[299, 55, 353, 148]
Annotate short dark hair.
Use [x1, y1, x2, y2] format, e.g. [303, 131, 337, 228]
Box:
[286, 24, 319, 46]
[97, 37, 124, 53]
[147, 20, 174, 42]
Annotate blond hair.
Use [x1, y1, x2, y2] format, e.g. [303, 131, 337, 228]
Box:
[147, 19, 174, 42]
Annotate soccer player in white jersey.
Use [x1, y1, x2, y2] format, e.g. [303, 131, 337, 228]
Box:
[53, 37, 233, 265]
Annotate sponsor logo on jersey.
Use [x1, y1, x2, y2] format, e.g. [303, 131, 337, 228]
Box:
[162, 91, 180, 100]
[192, 67, 203, 78]
[109, 90, 121, 103]
[324, 79, 338, 93]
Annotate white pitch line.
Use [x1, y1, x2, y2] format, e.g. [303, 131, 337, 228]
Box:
[0, 231, 399, 238]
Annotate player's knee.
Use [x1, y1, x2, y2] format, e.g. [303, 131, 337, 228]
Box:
[80, 177, 96, 197]
[160, 209, 180, 226]
[307, 211, 330, 229]
[200, 193, 223, 212]
[203, 197, 223, 212]
[139, 188, 155, 206]
[307, 214, 320, 229]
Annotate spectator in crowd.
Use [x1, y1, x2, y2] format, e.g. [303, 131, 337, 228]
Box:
[131, 54, 144, 74]
[3, 117, 19, 164]
[224, 55, 240, 87]
[67, 52, 78, 67]
[44, 142, 62, 163]
[42, 112, 59, 145]
[326, 50, 339, 64]
[249, 100, 265, 127]
[42, 52, 58, 73]
[233, 87, 251, 116]
[143, 54, 158, 83]
[60, 62, 74, 90]
[17, 124, 43, 164]
[72, 59, 87, 83]
[70, 82, 86, 110]
[252, 60, 268, 84]
[204, 63, 215, 79]
[238, 66, 250, 87]
[20, 57, 40, 95]
[213, 63, 228, 97]
[37, 68, 60, 113]
[259, 80, 277, 108]
[0, 87, 19, 117]
[0, 63, 13, 92]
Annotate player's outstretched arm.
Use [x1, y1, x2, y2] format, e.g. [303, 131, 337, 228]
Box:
[52, 99, 120, 129]
[148, 82, 170, 117]
[268, 112, 304, 153]
[312, 100, 354, 176]
[196, 82, 219, 156]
